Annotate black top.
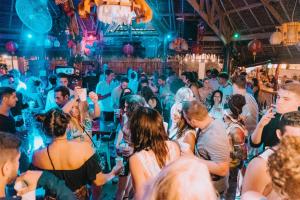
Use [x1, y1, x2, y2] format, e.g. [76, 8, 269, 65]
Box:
[31, 153, 102, 191]
[250, 113, 281, 148]
[0, 114, 16, 133]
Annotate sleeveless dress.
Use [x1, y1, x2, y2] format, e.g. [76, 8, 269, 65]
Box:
[135, 141, 179, 178]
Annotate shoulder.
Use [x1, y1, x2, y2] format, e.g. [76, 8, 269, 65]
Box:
[32, 148, 47, 167]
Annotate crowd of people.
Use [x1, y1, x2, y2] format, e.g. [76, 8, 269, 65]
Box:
[0, 65, 300, 200]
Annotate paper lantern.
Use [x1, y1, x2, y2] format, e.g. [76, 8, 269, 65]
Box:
[169, 38, 188, 52]
[123, 44, 134, 56]
[191, 44, 202, 54]
[248, 39, 263, 60]
[270, 31, 283, 45]
[5, 41, 18, 54]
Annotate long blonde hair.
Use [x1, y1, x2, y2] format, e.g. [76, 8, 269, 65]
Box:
[144, 156, 217, 200]
[69, 101, 90, 132]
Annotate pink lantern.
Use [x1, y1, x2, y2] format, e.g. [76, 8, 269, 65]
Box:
[5, 41, 18, 54]
[123, 44, 134, 56]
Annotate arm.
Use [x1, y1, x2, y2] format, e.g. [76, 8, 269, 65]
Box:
[93, 170, 118, 186]
[16, 171, 76, 200]
[129, 154, 148, 200]
[250, 108, 275, 147]
[88, 92, 100, 119]
[198, 159, 229, 177]
[183, 130, 196, 155]
[242, 157, 271, 194]
[191, 85, 201, 101]
[62, 98, 78, 114]
[38, 171, 76, 200]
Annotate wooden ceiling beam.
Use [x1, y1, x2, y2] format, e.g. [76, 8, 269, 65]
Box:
[260, 0, 284, 24]
[186, 0, 229, 44]
[278, 0, 291, 21]
[225, 3, 263, 15]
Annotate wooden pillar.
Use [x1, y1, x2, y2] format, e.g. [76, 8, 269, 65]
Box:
[223, 44, 231, 73]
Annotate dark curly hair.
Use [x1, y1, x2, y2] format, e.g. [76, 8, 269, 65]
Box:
[130, 107, 169, 168]
[210, 90, 223, 109]
[37, 108, 71, 137]
[228, 94, 246, 120]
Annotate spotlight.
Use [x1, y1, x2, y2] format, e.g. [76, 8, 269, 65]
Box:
[27, 34, 33, 39]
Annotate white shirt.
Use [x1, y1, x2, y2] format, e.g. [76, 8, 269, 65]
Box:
[96, 80, 118, 112]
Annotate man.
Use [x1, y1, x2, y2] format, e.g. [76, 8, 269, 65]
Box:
[182, 100, 231, 194]
[111, 77, 129, 109]
[0, 87, 18, 133]
[242, 111, 300, 197]
[232, 75, 258, 135]
[54, 86, 70, 108]
[250, 82, 300, 148]
[0, 75, 28, 129]
[8, 70, 27, 94]
[209, 68, 220, 91]
[218, 72, 233, 107]
[158, 75, 170, 99]
[45, 73, 73, 111]
[96, 69, 117, 132]
[0, 132, 75, 199]
[128, 71, 138, 94]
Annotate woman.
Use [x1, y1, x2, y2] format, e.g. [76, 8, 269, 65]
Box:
[171, 112, 196, 155]
[224, 94, 248, 200]
[115, 95, 147, 200]
[140, 86, 162, 114]
[129, 107, 181, 200]
[169, 87, 194, 138]
[66, 89, 100, 141]
[143, 156, 217, 200]
[181, 71, 200, 101]
[32, 109, 121, 200]
[208, 90, 224, 120]
[198, 78, 213, 107]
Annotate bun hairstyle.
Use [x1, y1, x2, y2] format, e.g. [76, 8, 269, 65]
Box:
[37, 109, 71, 137]
[228, 94, 246, 120]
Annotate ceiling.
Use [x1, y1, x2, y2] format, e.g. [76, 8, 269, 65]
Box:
[0, 0, 300, 65]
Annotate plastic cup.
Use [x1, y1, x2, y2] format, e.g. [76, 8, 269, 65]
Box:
[78, 88, 87, 102]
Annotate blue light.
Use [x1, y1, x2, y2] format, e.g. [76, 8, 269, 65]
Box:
[33, 135, 44, 151]
[27, 34, 33, 39]
[167, 34, 172, 39]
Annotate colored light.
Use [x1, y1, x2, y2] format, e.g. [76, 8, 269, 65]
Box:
[167, 34, 171, 39]
[27, 34, 33, 39]
[233, 32, 240, 39]
[33, 135, 44, 151]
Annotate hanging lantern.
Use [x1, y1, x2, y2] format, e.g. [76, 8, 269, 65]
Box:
[123, 44, 134, 56]
[269, 30, 283, 45]
[248, 39, 263, 61]
[169, 38, 188, 52]
[5, 41, 18, 54]
[94, 0, 152, 25]
[191, 44, 202, 54]
[279, 22, 300, 46]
